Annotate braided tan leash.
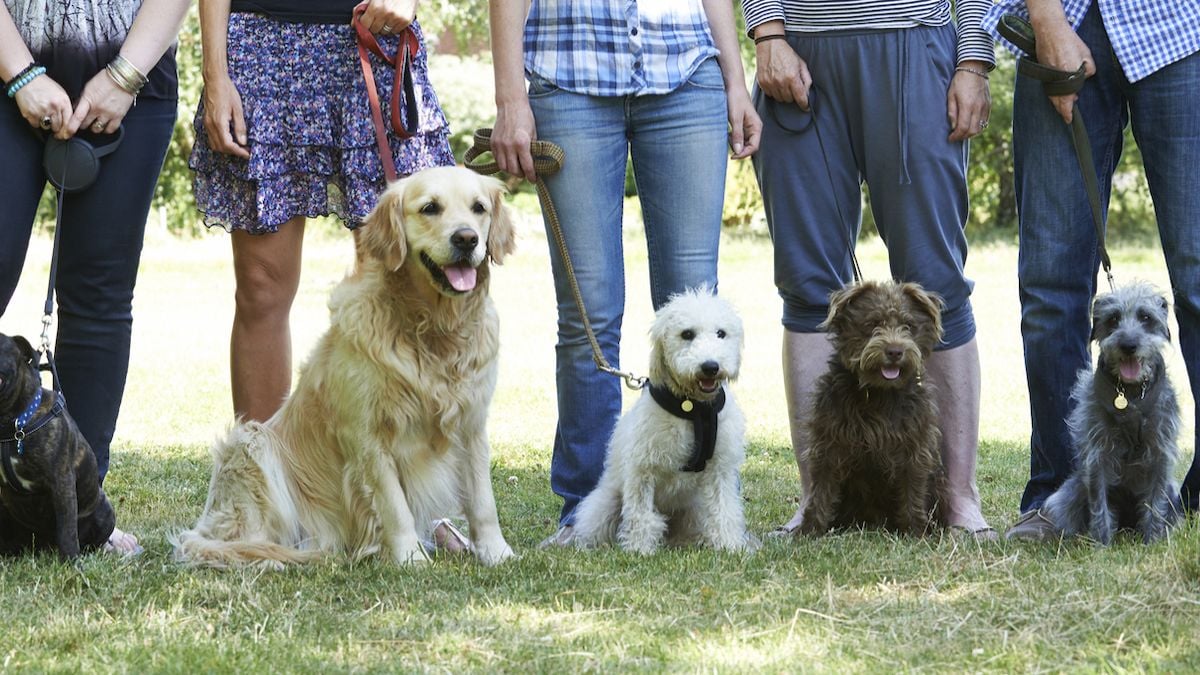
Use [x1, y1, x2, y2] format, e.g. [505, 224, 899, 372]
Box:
[465, 128, 646, 390]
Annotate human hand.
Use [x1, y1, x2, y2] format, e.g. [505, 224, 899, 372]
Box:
[754, 37, 812, 110]
[946, 61, 991, 142]
[66, 69, 135, 137]
[1030, 14, 1094, 123]
[492, 95, 538, 182]
[356, 0, 417, 35]
[201, 73, 250, 158]
[726, 88, 761, 159]
[12, 75, 73, 138]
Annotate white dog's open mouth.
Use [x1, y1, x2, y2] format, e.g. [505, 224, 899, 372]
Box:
[698, 378, 720, 393]
[420, 252, 478, 293]
[1119, 357, 1143, 382]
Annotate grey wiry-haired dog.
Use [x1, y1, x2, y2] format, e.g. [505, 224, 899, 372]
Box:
[1042, 282, 1182, 544]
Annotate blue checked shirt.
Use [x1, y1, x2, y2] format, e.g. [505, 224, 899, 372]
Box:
[523, 0, 720, 97]
[981, 0, 1200, 83]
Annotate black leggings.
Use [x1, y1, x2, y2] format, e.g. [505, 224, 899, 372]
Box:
[0, 97, 176, 484]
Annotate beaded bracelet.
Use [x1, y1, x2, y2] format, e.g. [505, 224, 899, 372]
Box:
[6, 65, 47, 98]
[954, 66, 990, 80]
[753, 34, 788, 45]
[4, 62, 39, 88]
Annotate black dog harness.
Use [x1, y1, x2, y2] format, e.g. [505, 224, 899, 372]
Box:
[0, 387, 66, 495]
[647, 383, 726, 473]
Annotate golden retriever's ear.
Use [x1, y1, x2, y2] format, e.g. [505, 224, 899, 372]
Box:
[359, 181, 407, 271]
[484, 176, 516, 265]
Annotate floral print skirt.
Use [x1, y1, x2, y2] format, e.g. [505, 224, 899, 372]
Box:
[189, 13, 454, 234]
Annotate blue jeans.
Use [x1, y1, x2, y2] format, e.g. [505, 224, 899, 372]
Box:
[0, 98, 177, 484]
[1014, 4, 1200, 512]
[527, 57, 728, 525]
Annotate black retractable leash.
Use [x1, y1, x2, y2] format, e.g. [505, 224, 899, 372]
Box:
[33, 127, 125, 392]
[998, 14, 1115, 292]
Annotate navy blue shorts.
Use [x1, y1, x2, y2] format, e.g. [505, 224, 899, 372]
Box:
[752, 24, 976, 349]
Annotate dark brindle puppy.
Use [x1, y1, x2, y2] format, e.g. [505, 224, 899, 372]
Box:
[0, 333, 114, 558]
[800, 281, 946, 536]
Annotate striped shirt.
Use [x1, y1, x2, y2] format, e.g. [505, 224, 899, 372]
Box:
[742, 0, 996, 67]
[981, 0, 1200, 83]
[523, 0, 719, 97]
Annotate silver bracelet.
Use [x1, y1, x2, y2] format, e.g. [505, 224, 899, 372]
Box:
[954, 66, 990, 80]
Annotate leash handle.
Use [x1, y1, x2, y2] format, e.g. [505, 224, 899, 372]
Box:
[998, 13, 1114, 290]
[466, 128, 646, 391]
[353, 4, 420, 182]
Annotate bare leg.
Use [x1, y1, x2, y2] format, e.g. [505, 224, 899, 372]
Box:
[776, 330, 834, 532]
[925, 338, 991, 532]
[230, 219, 306, 421]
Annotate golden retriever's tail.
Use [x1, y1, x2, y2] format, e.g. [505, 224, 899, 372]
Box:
[171, 530, 322, 569]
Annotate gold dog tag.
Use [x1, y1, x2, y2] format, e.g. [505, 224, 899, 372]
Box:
[681, 400, 694, 413]
[1114, 393, 1128, 410]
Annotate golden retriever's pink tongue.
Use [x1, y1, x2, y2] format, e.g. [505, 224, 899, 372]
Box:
[443, 264, 477, 291]
[882, 366, 901, 380]
[1120, 358, 1142, 382]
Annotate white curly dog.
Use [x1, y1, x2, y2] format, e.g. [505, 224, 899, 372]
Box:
[572, 288, 755, 554]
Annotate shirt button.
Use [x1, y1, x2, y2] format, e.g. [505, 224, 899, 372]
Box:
[633, 60, 641, 69]
[631, 27, 638, 36]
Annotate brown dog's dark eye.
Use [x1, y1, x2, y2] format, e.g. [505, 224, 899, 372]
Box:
[681, 329, 696, 341]
[420, 201, 442, 216]
[471, 201, 487, 215]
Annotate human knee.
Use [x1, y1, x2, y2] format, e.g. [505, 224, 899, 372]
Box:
[234, 261, 299, 319]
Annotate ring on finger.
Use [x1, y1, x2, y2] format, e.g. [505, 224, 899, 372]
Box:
[381, 23, 393, 33]
[40, 115, 53, 130]
[92, 119, 106, 132]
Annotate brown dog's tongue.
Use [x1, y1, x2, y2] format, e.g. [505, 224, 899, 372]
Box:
[882, 365, 901, 380]
[443, 264, 477, 291]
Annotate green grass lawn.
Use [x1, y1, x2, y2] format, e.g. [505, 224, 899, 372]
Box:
[1, 217, 1198, 672]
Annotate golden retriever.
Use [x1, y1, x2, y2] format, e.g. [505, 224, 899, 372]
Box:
[173, 166, 517, 567]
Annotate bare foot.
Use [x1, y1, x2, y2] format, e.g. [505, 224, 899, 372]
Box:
[103, 526, 144, 556]
[766, 502, 807, 538]
[431, 519, 472, 554]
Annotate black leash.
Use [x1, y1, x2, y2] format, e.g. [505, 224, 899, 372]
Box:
[765, 85, 864, 284]
[998, 14, 1115, 291]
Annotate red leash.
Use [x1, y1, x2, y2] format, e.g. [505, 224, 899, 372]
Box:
[353, 4, 420, 182]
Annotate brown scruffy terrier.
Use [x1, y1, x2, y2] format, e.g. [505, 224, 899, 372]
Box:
[799, 280, 946, 536]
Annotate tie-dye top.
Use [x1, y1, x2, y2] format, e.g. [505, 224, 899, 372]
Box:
[5, 0, 177, 100]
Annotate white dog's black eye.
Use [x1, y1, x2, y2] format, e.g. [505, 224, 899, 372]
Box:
[1106, 315, 1120, 329]
[681, 329, 696, 341]
[471, 200, 487, 215]
[716, 329, 726, 339]
[420, 201, 442, 216]
[1137, 310, 1152, 324]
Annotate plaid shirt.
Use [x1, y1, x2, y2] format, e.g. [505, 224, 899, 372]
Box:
[982, 0, 1200, 83]
[523, 0, 719, 97]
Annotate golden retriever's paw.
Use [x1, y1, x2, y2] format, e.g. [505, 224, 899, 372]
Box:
[475, 540, 516, 566]
[390, 539, 432, 566]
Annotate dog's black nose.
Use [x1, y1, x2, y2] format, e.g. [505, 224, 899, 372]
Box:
[701, 360, 720, 377]
[1119, 339, 1138, 355]
[885, 345, 904, 361]
[451, 228, 479, 252]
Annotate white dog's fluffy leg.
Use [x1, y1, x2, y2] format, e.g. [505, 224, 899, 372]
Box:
[699, 470, 754, 552]
[617, 474, 667, 555]
[573, 474, 622, 548]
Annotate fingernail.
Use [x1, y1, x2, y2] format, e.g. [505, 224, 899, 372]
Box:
[733, 142, 743, 154]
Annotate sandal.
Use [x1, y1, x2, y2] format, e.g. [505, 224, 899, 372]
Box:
[424, 518, 473, 555]
[102, 527, 145, 557]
